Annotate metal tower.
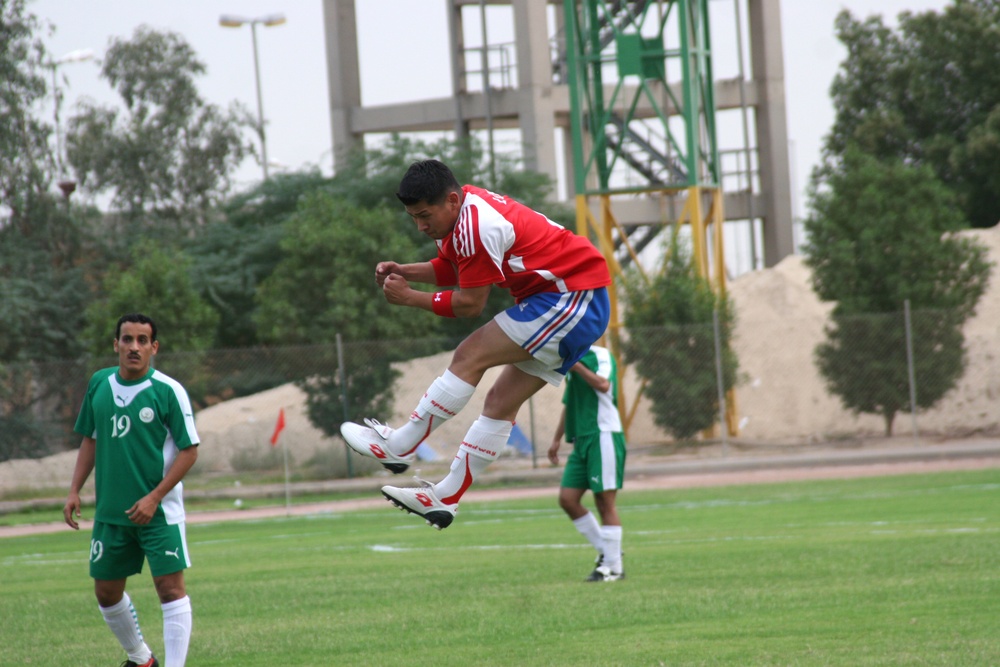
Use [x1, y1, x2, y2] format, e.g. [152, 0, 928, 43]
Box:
[560, 0, 735, 435]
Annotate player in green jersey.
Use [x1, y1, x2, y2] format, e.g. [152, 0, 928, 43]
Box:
[548, 345, 626, 582]
[63, 313, 200, 667]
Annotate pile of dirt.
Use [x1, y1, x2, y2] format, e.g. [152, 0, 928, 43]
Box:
[730, 225, 1000, 441]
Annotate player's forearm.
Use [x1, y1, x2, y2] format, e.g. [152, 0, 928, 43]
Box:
[571, 363, 611, 394]
[553, 408, 566, 443]
[398, 262, 437, 284]
[148, 446, 199, 502]
[411, 287, 488, 318]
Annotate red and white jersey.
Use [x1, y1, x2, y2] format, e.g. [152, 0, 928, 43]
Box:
[435, 185, 611, 302]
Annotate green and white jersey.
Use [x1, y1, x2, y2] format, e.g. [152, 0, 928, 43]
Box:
[74, 366, 200, 526]
[562, 345, 623, 441]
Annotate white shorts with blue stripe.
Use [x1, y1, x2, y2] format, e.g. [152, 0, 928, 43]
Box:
[494, 287, 610, 386]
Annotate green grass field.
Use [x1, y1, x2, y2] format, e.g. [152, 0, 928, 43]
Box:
[2, 469, 998, 666]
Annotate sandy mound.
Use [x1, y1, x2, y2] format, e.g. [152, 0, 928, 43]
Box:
[726, 254, 870, 440]
[730, 225, 1000, 441]
[0, 450, 87, 496]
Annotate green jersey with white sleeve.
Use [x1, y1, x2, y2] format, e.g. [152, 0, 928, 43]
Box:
[562, 345, 623, 441]
[74, 366, 200, 526]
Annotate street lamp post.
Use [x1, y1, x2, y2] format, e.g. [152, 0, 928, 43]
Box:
[47, 48, 94, 196]
[219, 13, 286, 182]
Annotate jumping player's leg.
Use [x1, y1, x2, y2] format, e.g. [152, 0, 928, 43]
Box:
[387, 321, 535, 453]
[340, 321, 533, 472]
[381, 365, 546, 529]
[384, 370, 475, 457]
[381, 290, 608, 527]
[344, 287, 608, 469]
[431, 365, 547, 502]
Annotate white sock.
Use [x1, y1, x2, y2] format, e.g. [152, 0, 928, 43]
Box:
[100, 592, 152, 664]
[433, 416, 511, 503]
[572, 511, 605, 555]
[600, 525, 623, 571]
[162, 596, 192, 667]
[390, 370, 475, 455]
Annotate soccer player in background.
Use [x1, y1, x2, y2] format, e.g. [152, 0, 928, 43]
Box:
[63, 313, 199, 667]
[340, 159, 611, 529]
[548, 344, 627, 581]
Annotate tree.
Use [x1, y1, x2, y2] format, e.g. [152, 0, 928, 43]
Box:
[254, 191, 425, 437]
[0, 201, 92, 461]
[0, 198, 94, 362]
[65, 26, 251, 227]
[804, 149, 992, 435]
[825, 2, 1000, 228]
[815, 310, 966, 437]
[0, 1, 104, 461]
[622, 232, 738, 440]
[83, 239, 220, 357]
[187, 170, 330, 349]
[0, 0, 51, 227]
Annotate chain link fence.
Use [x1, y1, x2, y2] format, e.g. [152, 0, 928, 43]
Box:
[2, 306, 997, 497]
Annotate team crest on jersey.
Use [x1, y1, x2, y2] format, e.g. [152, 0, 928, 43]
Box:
[139, 407, 155, 423]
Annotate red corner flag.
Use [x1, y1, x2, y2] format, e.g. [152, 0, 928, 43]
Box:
[270, 408, 286, 446]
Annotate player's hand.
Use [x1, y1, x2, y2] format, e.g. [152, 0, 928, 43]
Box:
[126, 495, 157, 525]
[63, 493, 82, 530]
[547, 441, 562, 466]
[375, 261, 402, 287]
[381, 273, 412, 305]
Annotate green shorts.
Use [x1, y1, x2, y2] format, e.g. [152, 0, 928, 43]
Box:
[89, 521, 191, 580]
[561, 431, 626, 493]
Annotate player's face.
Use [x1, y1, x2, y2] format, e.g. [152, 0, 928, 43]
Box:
[114, 321, 159, 380]
[404, 191, 461, 240]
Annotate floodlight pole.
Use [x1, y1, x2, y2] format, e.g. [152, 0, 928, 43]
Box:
[47, 49, 94, 186]
[249, 21, 269, 181]
[220, 13, 286, 182]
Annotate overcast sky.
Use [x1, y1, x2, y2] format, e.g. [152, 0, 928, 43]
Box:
[33, 0, 951, 221]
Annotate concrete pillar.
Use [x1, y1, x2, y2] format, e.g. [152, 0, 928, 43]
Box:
[446, 1, 470, 140]
[512, 0, 559, 185]
[748, 0, 795, 266]
[323, 0, 362, 173]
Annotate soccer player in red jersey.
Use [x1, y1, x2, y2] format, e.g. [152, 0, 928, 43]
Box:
[341, 159, 611, 529]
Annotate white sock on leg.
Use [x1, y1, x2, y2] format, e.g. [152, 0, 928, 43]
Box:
[572, 511, 605, 556]
[600, 525, 623, 571]
[433, 416, 512, 503]
[162, 595, 192, 667]
[390, 370, 475, 456]
[100, 592, 152, 664]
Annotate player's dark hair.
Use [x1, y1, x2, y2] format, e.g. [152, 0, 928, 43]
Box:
[396, 159, 461, 206]
[115, 313, 157, 342]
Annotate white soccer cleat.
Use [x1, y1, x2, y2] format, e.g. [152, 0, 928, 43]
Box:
[340, 418, 415, 474]
[381, 480, 457, 530]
